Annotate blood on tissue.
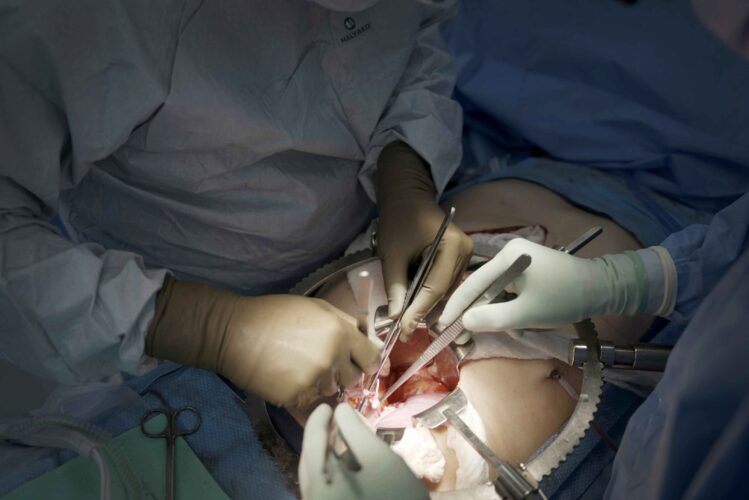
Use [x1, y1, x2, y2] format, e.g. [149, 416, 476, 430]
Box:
[347, 325, 460, 416]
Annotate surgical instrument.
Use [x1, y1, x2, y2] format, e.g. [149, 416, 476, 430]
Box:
[569, 341, 671, 371]
[324, 362, 364, 482]
[140, 406, 201, 500]
[382, 226, 605, 402]
[382, 254, 532, 402]
[360, 207, 456, 411]
[413, 388, 541, 500]
[551, 226, 602, 254]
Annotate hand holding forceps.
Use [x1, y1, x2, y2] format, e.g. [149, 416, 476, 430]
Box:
[140, 406, 201, 500]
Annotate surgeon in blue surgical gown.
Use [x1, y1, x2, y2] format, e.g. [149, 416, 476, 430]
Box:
[0, 0, 475, 396]
[0, 1, 475, 490]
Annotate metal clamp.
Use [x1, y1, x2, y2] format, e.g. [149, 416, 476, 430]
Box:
[570, 341, 671, 371]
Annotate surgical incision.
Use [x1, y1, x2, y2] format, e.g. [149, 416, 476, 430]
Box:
[345, 325, 459, 428]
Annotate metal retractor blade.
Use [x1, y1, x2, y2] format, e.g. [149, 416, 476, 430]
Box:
[289, 249, 377, 297]
[521, 318, 604, 485]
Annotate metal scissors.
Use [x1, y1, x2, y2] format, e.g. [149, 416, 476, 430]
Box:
[140, 406, 202, 500]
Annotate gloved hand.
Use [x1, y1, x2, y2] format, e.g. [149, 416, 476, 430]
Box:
[376, 141, 473, 340]
[299, 403, 428, 500]
[146, 276, 380, 407]
[439, 238, 677, 332]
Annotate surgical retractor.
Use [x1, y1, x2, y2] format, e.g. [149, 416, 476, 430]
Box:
[569, 340, 671, 371]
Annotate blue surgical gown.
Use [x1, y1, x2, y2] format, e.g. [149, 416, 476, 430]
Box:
[607, 240, 749, 499]
[442, 1, 749, 496]
[443, 0, 749, 332]
[0, 0, 462, 383]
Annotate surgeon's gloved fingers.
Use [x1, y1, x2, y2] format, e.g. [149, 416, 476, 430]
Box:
[299, 403, 333, 485]
[462, 296, 534, 333]
[447, 254, 470, 294]
[333, 404, 385, 456]
[334, 404, 429, 499]
[381, 253, 408, 318]
[438, 251, 511, 329]
[400, 235, 472, 340]
[349, 332, 381, 375]
[320, 302, 379, 373]
[292, 383, 325, 409]
[338, 360, 363, 388]
[324, 302, 359, 327]
[368, 334, 385, 350]
[318, 368, 339, 399]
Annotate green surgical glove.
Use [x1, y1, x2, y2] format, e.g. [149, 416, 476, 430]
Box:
[146, 276, 380, 408]
[376, 141, 473, 340]
[439, 238, 677, 332]
[299, 403, 428, 500]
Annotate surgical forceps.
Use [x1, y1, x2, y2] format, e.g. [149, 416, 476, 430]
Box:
[382, 227, 605, 402]
[140, 406, 202, 500]
[359, 207, 456, 411]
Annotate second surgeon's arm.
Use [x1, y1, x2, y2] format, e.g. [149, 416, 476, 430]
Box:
[0, 1, 183, 383]
[364, 1, 471, 339]
[439, 194, 749, 336]
[0, 3, 380, 405]
[376, 142, 472, 338]
[659, 192, 749, 330]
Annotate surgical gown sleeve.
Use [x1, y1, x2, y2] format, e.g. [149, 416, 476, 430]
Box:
[0, 0, 190, 383]
[661, 192, 749, 330]
[358, 0, 463, 200]
[606, 240, 749, 499]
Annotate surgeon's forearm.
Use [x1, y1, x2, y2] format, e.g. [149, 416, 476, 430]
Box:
[661, 191, 749, 322]
[0, 207, 166, 383]
[373, 141, 473, 336]
[375, 141, 437, 210]
[145, 275, 233, 371]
